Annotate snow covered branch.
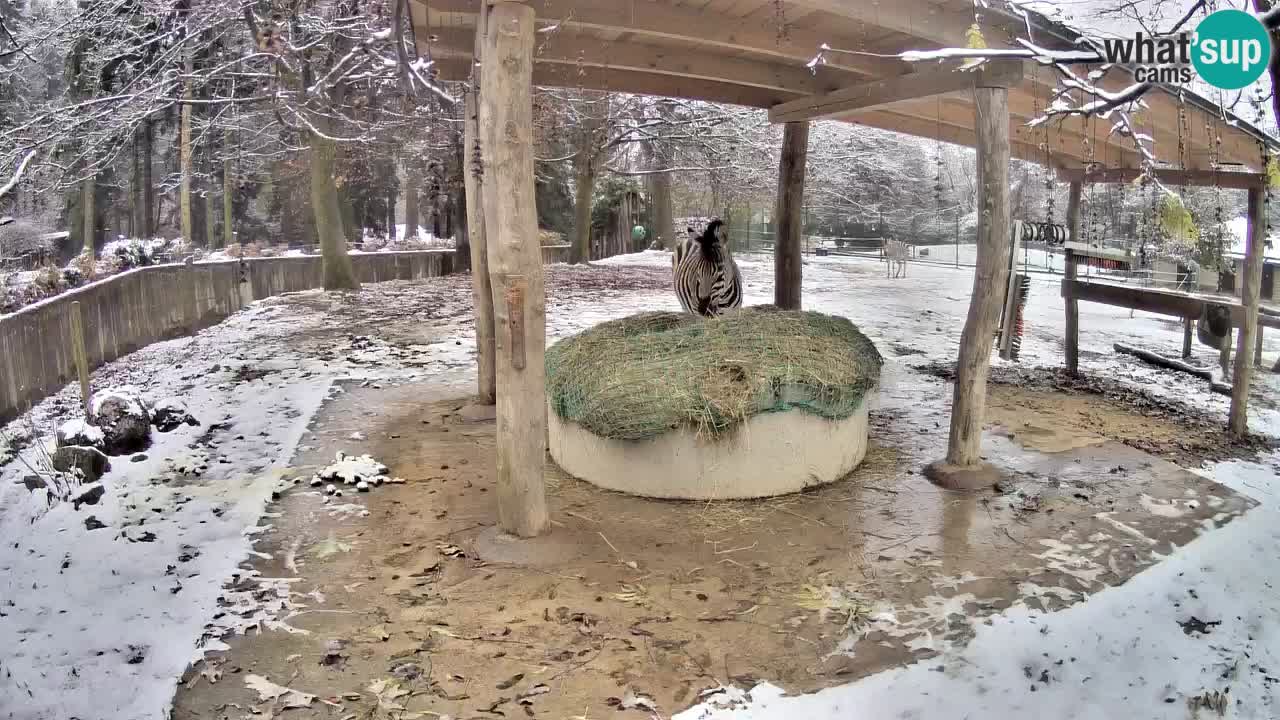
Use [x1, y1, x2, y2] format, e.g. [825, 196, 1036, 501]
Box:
[0, 150, 35, 199]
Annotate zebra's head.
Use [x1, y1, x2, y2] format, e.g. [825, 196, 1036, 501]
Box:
[695, 219, 728, 262]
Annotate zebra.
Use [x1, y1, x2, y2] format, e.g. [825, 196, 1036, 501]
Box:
[672, 219, 742, 317]
[884, 239, 908, 278]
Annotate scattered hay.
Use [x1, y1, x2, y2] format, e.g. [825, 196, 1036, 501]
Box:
[794, 584, 873, 630]
[545, 307, 882, 441]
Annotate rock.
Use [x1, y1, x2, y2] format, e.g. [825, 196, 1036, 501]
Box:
[325, 484, 337, 495]
[152, 398, 198, 432]
[93, 388, 153, 455]
[57, 419, 105, 450]
[131, 454, 148, 463]
[310, 477, 323, 488]
[73, 483, 105, 510]
[52, 446, 111, 483]
[21, 475, 47, 492]
[84, 515, 107, 531]
[356, 481, 370, 492]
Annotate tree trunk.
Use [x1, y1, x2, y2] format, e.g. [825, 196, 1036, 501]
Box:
[453, 185, 470, 270]
[223, 134, 234, 248]
[480, 1, 548, 538]
[131, 130, 142, 238]
[340, 189, 357, 244]
[774, 121, 809, 310]
[404, 172, 419, 241]
[926, 82, 1013, 489]
[1230, 187, 1266, 436]
[387, 187, 398, 240]
[649, 169, 673, 250]
[571, 157, 595, 264]
[1254, 0, 1280, 130]
[1064, 181, 1082, 375]
[142, 119, 155, 239]
[204, 189, 217, 249]
[309, 126, 360, 291]
[79, 176, 94, 255]
[465, 90, 496, 403]
[180, 55, 194, 246]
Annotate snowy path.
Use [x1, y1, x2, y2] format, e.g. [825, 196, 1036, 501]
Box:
[2, 250, 1278, 719]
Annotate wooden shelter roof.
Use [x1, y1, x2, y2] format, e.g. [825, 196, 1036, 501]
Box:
[413, 0, 1279, 177]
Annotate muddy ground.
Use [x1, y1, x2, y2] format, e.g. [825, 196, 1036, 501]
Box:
[173, 371, 1256, 720]
[918, 361, 1280, 468]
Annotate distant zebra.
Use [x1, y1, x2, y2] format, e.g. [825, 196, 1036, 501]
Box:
[673, 219, 742, 317]
[884, 239, 908, 278]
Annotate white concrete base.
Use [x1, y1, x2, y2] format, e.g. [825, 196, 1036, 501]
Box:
[547, 400, 871, 500]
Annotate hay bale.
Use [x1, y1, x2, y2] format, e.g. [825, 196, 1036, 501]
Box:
[545, 307, 882, 441]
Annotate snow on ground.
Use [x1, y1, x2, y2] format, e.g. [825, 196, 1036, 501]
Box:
[0, 287, 478, 719]
[3, 248, 1280, 719]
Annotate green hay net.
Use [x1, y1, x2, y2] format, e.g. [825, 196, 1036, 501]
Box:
[545, 306, 883, 441]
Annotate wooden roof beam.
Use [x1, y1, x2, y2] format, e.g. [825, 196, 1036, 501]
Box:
[427, 28, 851, 97]
[420, 0, 908, 79]
[846, 108, 1086, 167]
[768, 61, 1024, 123]
[1057, 167, 1267, 190]
[432, 58, 799, 109]
[785, 0, 1001, 47]
[858, 96, 1134, 169]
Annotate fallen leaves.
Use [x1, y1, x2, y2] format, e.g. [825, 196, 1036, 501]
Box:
[793, 584, 871, 629]
[607, 688, 658, 713]
[314, 532, 353, 559]
[611, 583, 651, 608]
[495, 673, 524, 690]
[437, 543, 467, 558]
[245, 674, 316, 710]
[366, 677, 427, 719]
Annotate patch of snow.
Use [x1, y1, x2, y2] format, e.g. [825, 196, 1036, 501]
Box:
[91, 386, 150, 419]
[57, 419, 104, 445]
[312, 451, 388, 486]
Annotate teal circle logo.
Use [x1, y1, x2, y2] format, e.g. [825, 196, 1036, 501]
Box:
[1192, 9, 1272, 90]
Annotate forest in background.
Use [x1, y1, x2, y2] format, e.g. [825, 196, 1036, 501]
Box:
[0, 0, 1276, 311]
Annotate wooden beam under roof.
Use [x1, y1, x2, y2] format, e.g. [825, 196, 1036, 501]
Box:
[846, 108, 1087, 168]
[768, 61, 1024, 123]
[432, 58, 800, 109]
[1057, 167, 1268, 190]
[785, 0, 999, 47]
[427, 27, 850, 97]
[849, 98, 1126, 168]
[420, 0, 909, 79]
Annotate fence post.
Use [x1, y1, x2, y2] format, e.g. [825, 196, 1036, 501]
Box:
[70, 301, 92, 421]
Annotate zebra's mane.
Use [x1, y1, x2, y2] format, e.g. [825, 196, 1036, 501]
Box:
[695, 220, 726, 264]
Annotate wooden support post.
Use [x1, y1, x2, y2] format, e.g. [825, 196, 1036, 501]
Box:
[464, 88, 496, 404]
[480, 1, 549, 538]
[1230, 186, 1266, 437]
[925, 82, 1012, 490]
[774, 121, 809, 310]
[1255, 324, 1265, 366]
[69, 301, 91, 421]
[1182, 317, 1194, 359]
[1064, 182, 1082, 376]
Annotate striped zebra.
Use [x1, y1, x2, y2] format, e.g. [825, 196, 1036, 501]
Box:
[884, 239, 908, 278]
[672, 219, 742, 317]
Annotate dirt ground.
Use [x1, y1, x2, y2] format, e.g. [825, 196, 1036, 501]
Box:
[172, 372, 1256, 720]
[920, 361, 1280, 467]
